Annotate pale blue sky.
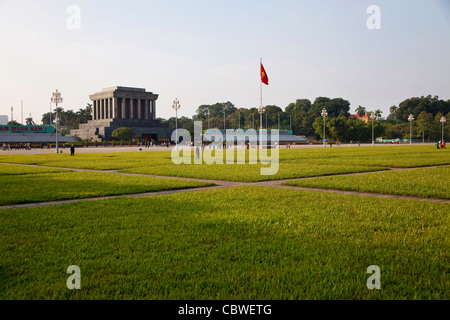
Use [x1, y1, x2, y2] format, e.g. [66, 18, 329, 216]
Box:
[1, 0, 449, 122]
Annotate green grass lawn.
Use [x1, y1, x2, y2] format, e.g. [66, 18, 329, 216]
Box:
[283, 166, 450, 199]
[1, 187, 448, 300]
[0, 164, 214, 205]
[1, 145, 447, 182]
[0, 164, 70, 175]
[0, 146, 448, 300]
[122, 162, 387, 182]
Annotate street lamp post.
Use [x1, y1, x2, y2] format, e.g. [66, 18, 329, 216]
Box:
[440, 116, 447, 142]
[321, 108, 327, 148]
[408, 114, 414, 145]
[370, 112, 376, 146]
[223, 108, 226, 130]
[50, 90, 63, 154]
[172, 98, 180, 151]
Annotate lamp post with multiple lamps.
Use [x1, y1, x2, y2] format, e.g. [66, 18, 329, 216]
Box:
[321, 108, 327, 148]
[370, 112, 376, 146]
[408, 114, 414, 145]
[440, 116, 447, 143]
[50, 90, 63, 154]
[172, 98, 180, 151]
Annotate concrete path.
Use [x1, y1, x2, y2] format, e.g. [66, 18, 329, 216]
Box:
[0, 162, 449, 210]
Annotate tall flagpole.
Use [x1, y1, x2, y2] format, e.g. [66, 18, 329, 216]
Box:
[259, 58, 263, 150]
[260, 58, 262, 113]
[260, 57, 263, 131]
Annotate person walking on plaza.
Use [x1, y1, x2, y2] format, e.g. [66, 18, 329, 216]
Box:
[70, 144, 75, 156]
[195, 145, 200, 160]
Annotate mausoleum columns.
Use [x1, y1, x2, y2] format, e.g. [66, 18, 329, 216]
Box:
[89, 88, 158, 121]
[121, 98, 126, 119]
[113, 98, 117, 119]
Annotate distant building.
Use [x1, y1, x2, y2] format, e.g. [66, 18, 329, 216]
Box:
[70, 86, 173, 142]
[0, 115, 8, 125]
[204, 129, 309, 144]
[0, 124, 76, 144]
[349, 114, 369, 123]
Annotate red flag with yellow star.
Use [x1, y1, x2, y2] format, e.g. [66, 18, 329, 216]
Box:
[261, 62, 269, 85]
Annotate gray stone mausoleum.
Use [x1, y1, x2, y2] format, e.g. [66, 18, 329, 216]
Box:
[70, 86, 173, 142]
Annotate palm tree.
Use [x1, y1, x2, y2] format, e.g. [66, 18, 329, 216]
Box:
[375, 109, 383, 120]
[41, 112, 53, 126]
[53, 107, 64, 127]
[25, 116, 35, 126]
[389, 105, 398, 123]
[63, 109, 76, 129]
[355, 105, 366, 118]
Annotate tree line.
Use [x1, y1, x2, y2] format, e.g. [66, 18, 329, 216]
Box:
[162, 95, 449, 142]
[8, 95, 448, 142]
[9, 104, 92, 135]
[39, 104, 93, 135]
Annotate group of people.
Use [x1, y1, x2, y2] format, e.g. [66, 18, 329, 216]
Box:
[436, 141, 446, 149]
[2, 143, 32, 150]
[143, 141, 170, 148]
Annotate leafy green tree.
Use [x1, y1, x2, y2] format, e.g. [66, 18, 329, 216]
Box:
[311, 97, 350, 118]
[193, 102, 237, 129]
[313, 115, 385, 143]
[262, 105, 283, 129]
[285, 99, 313, 136]
[397, 95, 449, 121]
[416, 111, 434, 141]
[285, 99, 312, 114]
[163, 116, 195, 139]
[7, 120, 22, 126]
[112, 127, 136, 141]
[385, 123, 407, 139]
